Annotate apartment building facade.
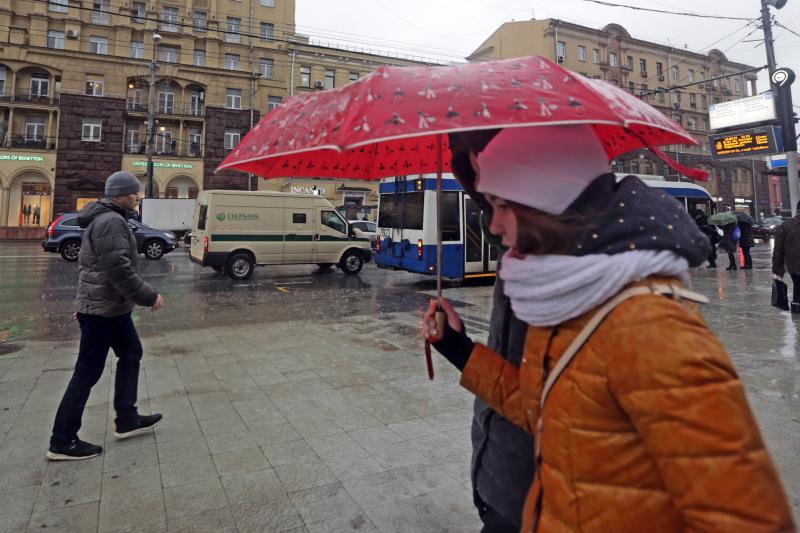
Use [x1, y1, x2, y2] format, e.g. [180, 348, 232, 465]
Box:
[0, 0, 429, 236]
[469, 19, 771, 217]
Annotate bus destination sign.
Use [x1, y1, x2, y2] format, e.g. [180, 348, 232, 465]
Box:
[709, 126, 783, 160]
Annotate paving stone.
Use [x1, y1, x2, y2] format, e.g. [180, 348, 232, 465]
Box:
[262, 439, 319, 467]
[102, 439, 159, 472]
[341, 471, 415, 510]
[167, 507, 237, 533]
[230, 493, 306, 533]
[28, 501, 99, 532]
[205, 430, 258, 454]
[156, 437, 210, 463]
[163, 478, 229, 519]
[34, 467, 101, 512]
[304, 511, 379, 533]
[0, 514, 28, 532]
[199, 415, 249, 437]
[288, 482, 362, 525]
[249, 422, 303, 448]
[159, 454, 218, 488]
[97, 488, 165, 532]
[220, 469, 283, 505]
[153, 420, 203, 444]
[212, 447, 269, 477]
[0, 485, 39, 519]
[273, 460, 337, 492]
[390, 463, 461, 497]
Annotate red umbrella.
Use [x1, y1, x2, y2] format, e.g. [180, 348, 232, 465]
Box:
[219, 55, 706, 379]
[219, 55, 706, 181]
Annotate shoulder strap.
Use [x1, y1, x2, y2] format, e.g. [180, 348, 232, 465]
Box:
[539, 283, 707, 410]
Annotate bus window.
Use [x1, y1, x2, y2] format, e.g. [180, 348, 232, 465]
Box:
[378, 192, 424, 229]
[441, 192, 460, 241]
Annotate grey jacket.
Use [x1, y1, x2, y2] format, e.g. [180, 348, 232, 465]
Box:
[75, 199, 158, 317]
[471, 268, 535, 527]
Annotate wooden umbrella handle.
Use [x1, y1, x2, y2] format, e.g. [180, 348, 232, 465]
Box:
[424, 309, 447, 381]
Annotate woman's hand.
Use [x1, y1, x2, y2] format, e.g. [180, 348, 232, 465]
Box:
[421, 298, 463, 341]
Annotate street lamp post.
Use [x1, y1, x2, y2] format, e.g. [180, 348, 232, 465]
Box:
[145, 32, 162, 201]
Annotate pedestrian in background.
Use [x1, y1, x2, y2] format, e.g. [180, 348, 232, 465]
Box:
[719, 221, 739, 270]
[423, 125, 793, 532]
[48, 171, 164, 461]
[450, 130, 535, 533]
[772, 201, 800, 313]
[738, 216, 754, 269]
[692, 209, 719, 268]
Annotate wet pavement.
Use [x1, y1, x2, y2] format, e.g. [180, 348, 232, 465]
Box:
[0, 240, 797, 531]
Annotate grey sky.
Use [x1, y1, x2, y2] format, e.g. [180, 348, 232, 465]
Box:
[296, 0, 800, 107]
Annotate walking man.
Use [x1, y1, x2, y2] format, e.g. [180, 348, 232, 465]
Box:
[772, 201, 800, 313]
[48, 171, 164, 460]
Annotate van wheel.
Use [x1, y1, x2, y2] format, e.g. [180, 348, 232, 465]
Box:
[60, 240, 81, 262]
[339, 250, 363, 275]
[226, 252, 254, 280]
[317, 263, 333, 270]
[144, 239, 165, 260]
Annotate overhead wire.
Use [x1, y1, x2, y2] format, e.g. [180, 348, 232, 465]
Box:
[568, 0, 752, 21]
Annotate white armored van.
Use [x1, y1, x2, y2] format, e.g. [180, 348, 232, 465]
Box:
[189, 190, 372, 280]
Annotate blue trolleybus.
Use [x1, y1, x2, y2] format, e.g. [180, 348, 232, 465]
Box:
[375, 173, 713, 280]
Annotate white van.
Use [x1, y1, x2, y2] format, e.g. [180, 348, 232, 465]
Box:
[190, 190, 372, 280]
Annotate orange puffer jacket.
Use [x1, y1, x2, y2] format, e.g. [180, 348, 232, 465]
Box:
[460, 279, 794, 533]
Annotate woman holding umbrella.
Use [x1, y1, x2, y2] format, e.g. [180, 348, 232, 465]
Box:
[422, 125, 793, 532]
[710, 212, 740, 271]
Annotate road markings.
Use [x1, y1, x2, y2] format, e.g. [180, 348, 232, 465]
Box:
[272, 280, 313, 285]
[276, 287, 290, 293]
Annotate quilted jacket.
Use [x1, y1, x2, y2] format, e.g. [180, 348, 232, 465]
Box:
[460, 277, 794, 533]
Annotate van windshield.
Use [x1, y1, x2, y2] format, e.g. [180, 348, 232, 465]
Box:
[197, 204, 208, 230]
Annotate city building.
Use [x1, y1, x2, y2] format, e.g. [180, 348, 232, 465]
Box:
[468, 19, 771, 217]
[0, 0, 432, 237]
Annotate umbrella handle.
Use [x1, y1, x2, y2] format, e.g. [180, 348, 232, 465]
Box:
[423, 308, 446, 381]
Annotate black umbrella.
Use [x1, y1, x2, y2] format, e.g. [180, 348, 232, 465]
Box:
[728, 211, 754, 226]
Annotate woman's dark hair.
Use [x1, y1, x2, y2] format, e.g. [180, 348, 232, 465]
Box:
[508, 202, 583, 255]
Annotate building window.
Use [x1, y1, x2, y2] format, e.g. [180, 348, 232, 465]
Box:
[89, 36, 108, 54]
[127, 129, 141, 153]
[734, 78, 741, 94]
[26, 116, 46, 141]
[577, 45, 586, 62]
[687, 117, 697, 130]
[592, 48, 600, 64]
[85, 79, 104, 96]
[130, 41, 144, 59]
[260, 22, 274, 40]
[30, 74, 49, 97]
[158, 90, 174, 113]
[300, 66, 311, 88]
[656, 62, 663, 77]
[160, 46, 178, 63]
[92, 0, 110, 24]
[224, 54, 240, 70]
[557, 41, 566, 61]
[131, 2, 145, 23]
[608, 53, 617, 67]
[348, 72, 359, 83]
[671, 65, 679, 81]
[639, 58, 646, 74]
[626, 56, 633, 69]
[690, 93, 696, 107]
[81, 119, 102, 142]
[687, 69, 695, 82]
[47, 30, 65, 49]
[224, 129, 240, 150]
[658, 88, 665, 103]
[701, 119, 707, 131]
[161, 7, 179, 32]
[324, 69, 335, 89]
[0, 67, 6, 96]
[193, 49, 205, 67]
[701, 95, 707, 108]
[188, 127, 202, 157]
[48, 0, 68, 12]
[156, 129, 173, 153]
[676, 91, 682, 103]
[226, 88, 242, 109]
[193, 11, 207, 31]
[226, 17, 241, 43]
[260, 0, 275, 5]
[640, 83, 647, 96]
[259, 58, 274, 79]
[267, 95, 282, 112]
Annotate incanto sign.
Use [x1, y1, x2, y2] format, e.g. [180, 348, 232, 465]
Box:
[709, 126, 783, 160]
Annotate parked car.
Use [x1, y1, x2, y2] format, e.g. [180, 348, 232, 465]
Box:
[762, 216, 790, 235]
[751, 223, 772, 242]
[43, 212, 178, 262]
[348, 220, 379, 249]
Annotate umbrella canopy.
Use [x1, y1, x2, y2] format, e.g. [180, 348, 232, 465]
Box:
[728, 211, 754, 225]
[709, 212, 738, 226]
[219, 55, 706, 180]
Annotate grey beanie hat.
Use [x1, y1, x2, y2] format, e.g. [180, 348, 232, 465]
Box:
[105, 171, 140, 197]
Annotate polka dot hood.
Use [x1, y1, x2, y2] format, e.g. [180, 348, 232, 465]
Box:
[563, 173, 711, 267]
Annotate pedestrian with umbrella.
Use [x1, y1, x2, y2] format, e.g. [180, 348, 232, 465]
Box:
[731, 211, 755, 269]
[709, 212, 739, 271]
[422, 124, 793, 532]
[219, 55, 792, 531]
[691, 209, 719, 268]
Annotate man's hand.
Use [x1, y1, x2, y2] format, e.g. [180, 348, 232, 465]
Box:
[151, 294, 164, 312]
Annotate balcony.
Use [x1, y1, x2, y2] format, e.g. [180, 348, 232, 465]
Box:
[91, 11, 110, 24]
[0, 93, 60, 106]
[125, 99, 204, 118]
[1, 133, 57, 150]
[123, 139, 203, 157]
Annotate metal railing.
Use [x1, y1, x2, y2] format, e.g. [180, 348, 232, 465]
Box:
[123, 138, 203, 158]
[125, 99, 205, 117]
[0, 93, 60, 106]
[0, 134, 57, 149]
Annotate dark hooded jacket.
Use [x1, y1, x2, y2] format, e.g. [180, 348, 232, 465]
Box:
[772, 214, 800, 276]
[75, 199, 158, 317]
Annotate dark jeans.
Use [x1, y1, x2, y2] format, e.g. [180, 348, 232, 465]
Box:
[741, 246, 752, 268]
[51, 312, 143, 445]
[727, 253, 737, 269]
[478, 504, 519, 533]
[791, 273, 800, 303]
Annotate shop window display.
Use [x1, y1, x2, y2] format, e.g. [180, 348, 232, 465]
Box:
[17, 182, 52, 227]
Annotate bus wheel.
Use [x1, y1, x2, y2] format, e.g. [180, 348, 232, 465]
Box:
[339, 250, 363, 275]
[226, 252, 254, 280]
